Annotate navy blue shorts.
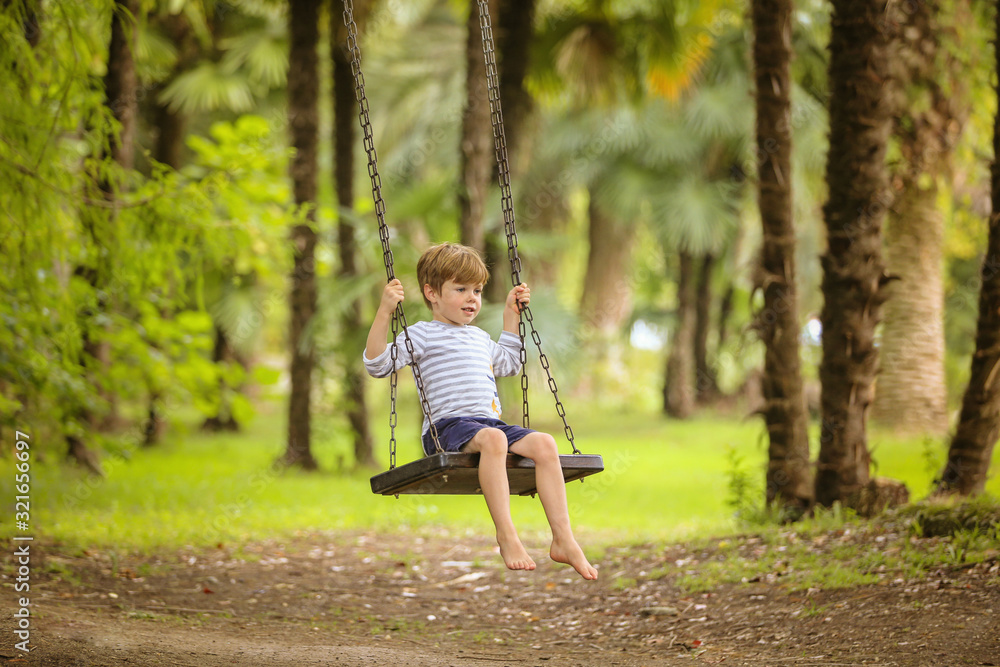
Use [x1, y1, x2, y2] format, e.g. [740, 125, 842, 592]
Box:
[421, 417, 535, 456]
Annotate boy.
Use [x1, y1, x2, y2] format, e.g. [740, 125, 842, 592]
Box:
[364, 243, 597, 580]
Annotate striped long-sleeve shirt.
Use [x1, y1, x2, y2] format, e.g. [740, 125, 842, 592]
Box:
[363, 320, 523, 435]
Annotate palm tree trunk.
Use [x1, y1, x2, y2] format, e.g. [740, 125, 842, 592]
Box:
[694, 254, 719, 404]
[103, 0, 138, 172]
[579, 194, 634, 334]
[200, 325, 241, 434]
[871, 0, 967, 435]
[145, 10, 201, 445]
[69, 0, 139, 471]
[815, 0, 893, 507]
[333, 3, 376, 469]
[496, 0, 536, 173]
[577, 194, 634, 397]
[717, 226, 744, 352]
[152, 11, 196, 171]
[751, 0, 813, 510]
[936, 3, 1000, 496]
[459, 1, 493, 256]
[96, 0, 140, 433]
[664, 252, 696, 418]
[282, 0, 321, 470]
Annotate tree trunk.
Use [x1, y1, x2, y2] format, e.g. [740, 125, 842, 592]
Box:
[200, 324, 241, 434]
[871, 0, 968, 435]
[815, 0, 893, 508]
[333, 3, 376, 469]
[103, 0, 138, 172]
[152, 11, 196, 170]
[694, 254, 719, 404]
[498, 0, 548, 286]
[97, 0, 140, 433]
[717, 226, 744, 352]
[459, 1, 493, 256]
[69, 0, 139, 470]
[936, 3, 1000, 496]
[577, 194, 634, 397]
[478, 0, 537, 302]
[579, 194, 634, 335]
[67, 436, 105, 478]
[6, 0, 41, 48]
[664, 252, 696, 418]
[751, 0, 813, 511]
[282, 0, 321, 470]
[496, 0, 536, 173]
[144, 9, 198, 445]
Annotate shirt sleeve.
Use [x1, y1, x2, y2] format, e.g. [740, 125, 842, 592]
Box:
[363, 327, 417, 378]
[491, 330, 523, 377]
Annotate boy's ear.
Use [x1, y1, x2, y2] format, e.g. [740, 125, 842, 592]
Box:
[422, 283, 437, 304]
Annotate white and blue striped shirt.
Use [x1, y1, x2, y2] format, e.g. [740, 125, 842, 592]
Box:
[363, 320, 523, 435]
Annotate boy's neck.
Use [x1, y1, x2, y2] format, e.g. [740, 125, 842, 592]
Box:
[431, 313, 467, 327]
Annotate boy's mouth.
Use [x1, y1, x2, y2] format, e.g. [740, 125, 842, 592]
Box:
[462, 307, 476, 314]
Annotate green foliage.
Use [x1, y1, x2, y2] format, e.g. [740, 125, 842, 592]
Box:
[0, 0, 292, 456]
[902, 496, 1000, 539]
[154, 0, 288, 114]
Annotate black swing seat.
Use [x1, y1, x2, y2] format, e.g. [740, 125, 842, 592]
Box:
[370, 452, 604, 496]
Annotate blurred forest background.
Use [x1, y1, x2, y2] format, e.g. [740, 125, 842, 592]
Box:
[2, 0, 999, 520]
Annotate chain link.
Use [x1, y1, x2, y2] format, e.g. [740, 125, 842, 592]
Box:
[475, 0, 579, 454]
[343, 1, 441, 465]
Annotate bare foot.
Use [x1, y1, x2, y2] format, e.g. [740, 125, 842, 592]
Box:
[497, 533, 535, 571]
[550, 536, 598, 580]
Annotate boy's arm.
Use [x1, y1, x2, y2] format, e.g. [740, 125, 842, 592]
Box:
[365, 279, 405, 361]
[502, 283, 530, 334]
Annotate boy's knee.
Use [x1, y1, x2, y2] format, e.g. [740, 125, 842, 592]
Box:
[531, 433, 560, 461]
[476, 428, 508, 456]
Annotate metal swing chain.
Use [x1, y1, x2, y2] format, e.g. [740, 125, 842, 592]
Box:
[475, 0, 579, 455]
[342, 0, 442, 466]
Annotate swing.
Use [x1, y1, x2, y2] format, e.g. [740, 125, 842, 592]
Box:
[342, 0, 603, 496]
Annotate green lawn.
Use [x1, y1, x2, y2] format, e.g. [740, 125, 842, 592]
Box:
[5, 400, 998, 553]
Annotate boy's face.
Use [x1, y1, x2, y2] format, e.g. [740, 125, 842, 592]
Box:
[424, 279, 483, 326]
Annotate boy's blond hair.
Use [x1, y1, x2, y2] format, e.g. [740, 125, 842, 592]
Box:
[417, 243, 490, 308]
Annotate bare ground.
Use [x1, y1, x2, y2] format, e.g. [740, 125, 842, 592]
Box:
[2, 526, 998, 666]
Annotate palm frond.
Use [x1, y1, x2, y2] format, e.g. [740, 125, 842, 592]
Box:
[683, 77, 752, 142]
[592, 159, 655, 222]
[654, 175, 740, 254]
[211, 281, 261, 357]
[159, 61, 256, 113]
[633, 101, 704, 169]
[791, 82, 828, 180]
[136, 21, 179, 84]
[219, 27, 288, 88]
[229, 0, 286, 20]
[554, 21, 629, 105]
[363, 7, 465, 179]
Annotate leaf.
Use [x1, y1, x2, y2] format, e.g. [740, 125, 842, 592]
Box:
[252, 365, 281, 386]
[219, 30, 288, 88]
[175, 310, 214, 334]
[159, 62, 256, 114]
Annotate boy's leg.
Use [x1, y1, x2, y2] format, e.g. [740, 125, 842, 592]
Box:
[509, 433, 598, 580]
[464, 428, 535, 571]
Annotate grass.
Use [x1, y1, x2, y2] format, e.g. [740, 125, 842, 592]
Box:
[3, 397, 999, 554]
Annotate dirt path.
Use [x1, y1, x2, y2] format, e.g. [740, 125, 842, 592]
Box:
[2, 529, 998, 666]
